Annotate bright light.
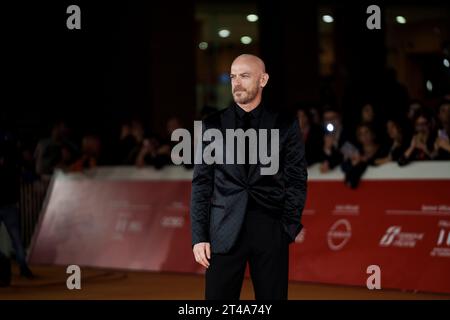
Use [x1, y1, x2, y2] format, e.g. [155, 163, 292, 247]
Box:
[426, 80, 433, 92]
[247, 14, 258, 22]
[218, 29, 230, 38]
[240, 36, 252, 45]
[396, 16, 406, 24]
[326, 123, 334, 132]
[322, 15, 334, 23]
[444, 58, 450, 68]
[198, 42, 208, 50]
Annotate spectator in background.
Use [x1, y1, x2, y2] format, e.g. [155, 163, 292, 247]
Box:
[136, 116, 186, 169]
[399, 108, 436, 165]
[375, 118, 408, 165]
[56, 142, 78, 172]
[155, 117, 181, 168]
[309, 105, 322, 126]
[404, 99, 423, 142]
[69, 134, 102, 172]
[320, 107, 350, 173]
[361, 103, 376, 123]
[117, 121, 135, 164]
[407, 100, 423, 121]
[34, 120, 78, 178]
[360, 103, 385, 142]
[117, 119, 145, 165]
[342, 124, 387, 188]
[0, 129, 34, 279]
[296, 107, 323, 166]
[433, 99, 450, 160]
[135, 136, 161, 168]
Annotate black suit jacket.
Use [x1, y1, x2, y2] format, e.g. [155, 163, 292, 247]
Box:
[190, 104, 308, 254]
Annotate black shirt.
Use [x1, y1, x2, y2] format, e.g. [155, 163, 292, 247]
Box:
[234, 103, 264, 173]
[234, 103, 264, 130]
[234, 103, 267, 215]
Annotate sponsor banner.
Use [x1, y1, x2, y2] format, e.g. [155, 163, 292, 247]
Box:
[29, 164, 450, 293]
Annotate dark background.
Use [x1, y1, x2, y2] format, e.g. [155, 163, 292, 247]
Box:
[3, 0, 450, 160]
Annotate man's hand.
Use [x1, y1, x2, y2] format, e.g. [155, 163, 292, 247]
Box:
[193, 242, 211, 268]
[436, 137, 450, 152]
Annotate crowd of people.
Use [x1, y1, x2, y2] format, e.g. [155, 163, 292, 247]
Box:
[2, 97, 449, 188]
[1, 93, 449, 286]
[297, 97, 450, 188]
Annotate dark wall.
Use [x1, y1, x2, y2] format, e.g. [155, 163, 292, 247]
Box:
[5, 1, 196, 141]
[258, 0, 320, 113]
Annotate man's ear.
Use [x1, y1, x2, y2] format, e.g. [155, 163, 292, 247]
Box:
[260, 73, 269, 88]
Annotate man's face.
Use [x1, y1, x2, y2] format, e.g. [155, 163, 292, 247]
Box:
[230, 61, 261, 105]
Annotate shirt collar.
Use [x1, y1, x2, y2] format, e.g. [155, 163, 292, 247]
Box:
[234, 102, 264, 120]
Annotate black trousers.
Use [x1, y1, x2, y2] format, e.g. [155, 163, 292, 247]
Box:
[205, 211, 290, 300]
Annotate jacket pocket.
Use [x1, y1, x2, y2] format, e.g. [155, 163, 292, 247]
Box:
[211, 203, 225, 209]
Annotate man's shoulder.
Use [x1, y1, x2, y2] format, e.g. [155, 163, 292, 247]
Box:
[269, 107, 297, 128]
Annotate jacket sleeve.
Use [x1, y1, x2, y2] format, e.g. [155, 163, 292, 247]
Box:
[282, 119, 308, 243]
[190, 120, 214, 247]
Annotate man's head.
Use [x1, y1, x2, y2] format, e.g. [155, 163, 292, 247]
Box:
[230, 54, 269, 107]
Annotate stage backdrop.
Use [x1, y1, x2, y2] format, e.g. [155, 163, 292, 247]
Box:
[28, 162, 450, 294]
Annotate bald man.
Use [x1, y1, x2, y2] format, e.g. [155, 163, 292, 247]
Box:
[190, 54, 307, 300]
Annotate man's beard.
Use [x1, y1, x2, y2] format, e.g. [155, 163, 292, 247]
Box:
[232, 86, 258, 104]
